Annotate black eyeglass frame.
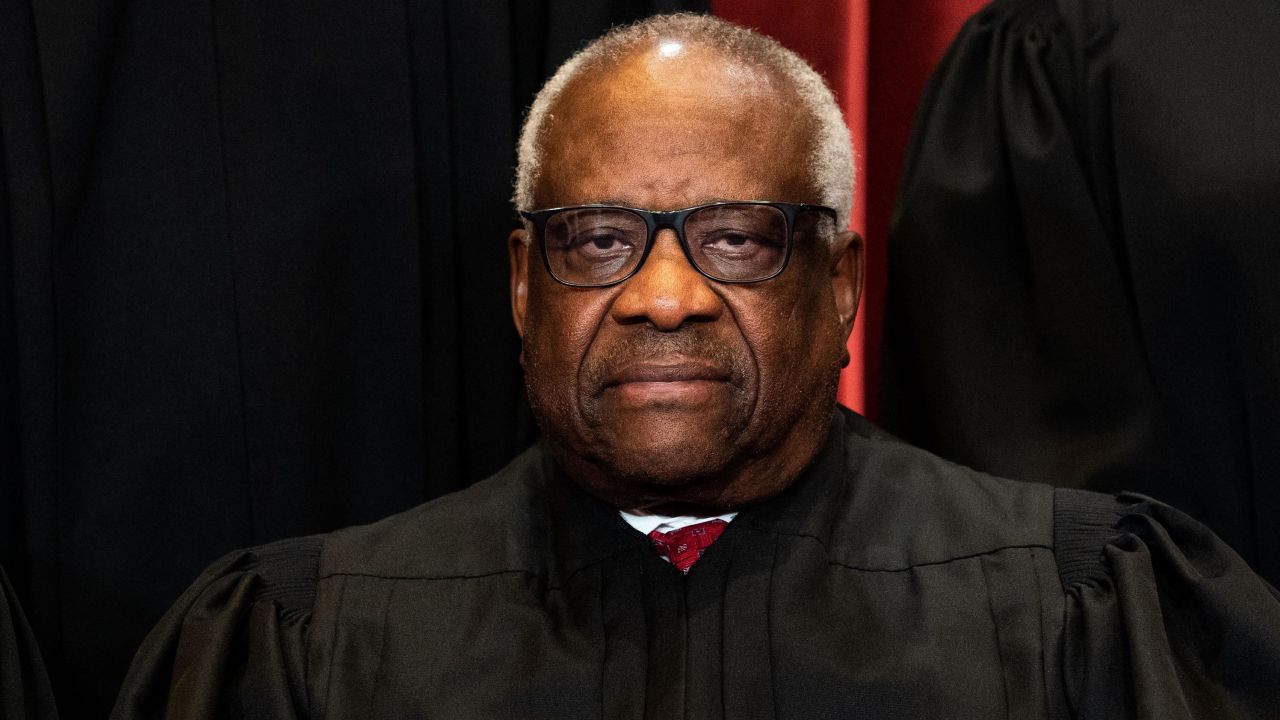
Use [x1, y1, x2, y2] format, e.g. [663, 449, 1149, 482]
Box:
[519, 201, 839, 288]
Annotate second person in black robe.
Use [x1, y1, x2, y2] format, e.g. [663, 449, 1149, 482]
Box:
[881, 0, 1280, 585]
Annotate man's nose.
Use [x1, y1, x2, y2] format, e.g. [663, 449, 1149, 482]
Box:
[609, 229, 723, 330]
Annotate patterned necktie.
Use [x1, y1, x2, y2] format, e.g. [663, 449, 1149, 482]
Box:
[648, 519, 729, 574]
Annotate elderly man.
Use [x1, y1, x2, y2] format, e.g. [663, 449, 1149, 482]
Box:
[112, 13, 1280, 719]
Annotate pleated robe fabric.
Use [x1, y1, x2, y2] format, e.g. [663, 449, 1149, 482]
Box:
[111, 410, 1280, 719]
[0, 565, 57, 720]
[880, 0, 1280, 587]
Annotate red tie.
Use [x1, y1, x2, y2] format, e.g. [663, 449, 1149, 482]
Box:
[648, 519, 729, 574]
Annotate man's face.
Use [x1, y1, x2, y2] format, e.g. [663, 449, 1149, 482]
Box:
[510, 44, 862, 511]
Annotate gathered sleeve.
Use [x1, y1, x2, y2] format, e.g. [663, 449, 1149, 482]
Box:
[1, 564, 58, 720]
[1055, 489, 1280, 719]
[884, 0, 1280, 587]
[109, 536, 323, 720]
[881, 0, 1190, 506]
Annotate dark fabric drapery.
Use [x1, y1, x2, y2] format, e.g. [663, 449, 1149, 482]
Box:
[0, 564, 57, 720]
[882, 0, 1280, 586]
[0, 1, 706, 716]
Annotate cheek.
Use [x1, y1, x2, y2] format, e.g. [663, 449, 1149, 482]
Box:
[732, 275, 842, 396]
[781, 253, 844, 355]
[522, 282, 613, 402]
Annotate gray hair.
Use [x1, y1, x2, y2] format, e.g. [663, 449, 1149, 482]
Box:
[513, 13, 855, 231]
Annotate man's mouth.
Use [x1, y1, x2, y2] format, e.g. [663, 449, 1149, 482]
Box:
[602, 360, 732, 405]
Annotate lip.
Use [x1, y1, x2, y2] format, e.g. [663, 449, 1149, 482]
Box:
[600, 360, 732, 406]
[603, 360, 731, 387]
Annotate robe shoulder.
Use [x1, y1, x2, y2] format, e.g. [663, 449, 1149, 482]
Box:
[320, 443, 553, 579]
[1054, 489, 1280, 717]
[110, 535, 322, 719]
[839, 411, 1280, 717]
[821, 413, 1059, 570]
[1, 564, 59, 720]
[110, 445, 562, 719]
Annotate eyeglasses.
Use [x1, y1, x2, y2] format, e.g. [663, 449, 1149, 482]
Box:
[520, 201, 837, 287]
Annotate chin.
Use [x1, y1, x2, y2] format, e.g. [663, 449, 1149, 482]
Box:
[544, 432, 738, 509]
[598, 435, 736, 485]
[581, 395, 746, 458]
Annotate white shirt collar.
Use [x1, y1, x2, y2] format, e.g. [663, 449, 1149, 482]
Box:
[618, 509, 738, 536]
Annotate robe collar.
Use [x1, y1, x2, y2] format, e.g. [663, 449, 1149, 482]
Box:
[539, 407, 859, 585]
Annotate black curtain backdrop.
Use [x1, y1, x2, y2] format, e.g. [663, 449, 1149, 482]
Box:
[882, 0, 1280, 587]
[0, 1, 707, 716]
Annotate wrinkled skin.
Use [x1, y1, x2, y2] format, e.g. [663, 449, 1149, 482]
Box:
[509, 42, 863, 512]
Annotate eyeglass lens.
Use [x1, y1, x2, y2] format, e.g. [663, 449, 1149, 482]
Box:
[542, 204, 789, 285]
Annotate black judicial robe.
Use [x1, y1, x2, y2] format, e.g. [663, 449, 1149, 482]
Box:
[881, 0, 1280, 586]
[0, 564, 57, 720]
[111, 410, 1280, 719]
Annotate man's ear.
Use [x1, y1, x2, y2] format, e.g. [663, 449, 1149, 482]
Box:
[830, 230, 864, 342]
[509, 228, 531, 339]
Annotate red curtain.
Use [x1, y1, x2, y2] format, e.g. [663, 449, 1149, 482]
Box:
[710, 0, 986, 417]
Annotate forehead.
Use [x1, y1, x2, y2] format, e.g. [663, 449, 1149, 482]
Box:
[532, 45, 818, 210]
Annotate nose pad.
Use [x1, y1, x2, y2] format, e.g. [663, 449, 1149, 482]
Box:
[610, 229, 723, 330]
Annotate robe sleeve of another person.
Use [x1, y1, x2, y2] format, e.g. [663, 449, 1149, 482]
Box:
[1, 564, 58, 720]
[1056, 489, 1280, 718]
[108, 538, 320, 720]
[881, 0, 1280, 586]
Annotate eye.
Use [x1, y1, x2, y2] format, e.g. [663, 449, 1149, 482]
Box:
[685, 205, 789, 272]
[567, 228, 635, 256]
[713, 232, 750, 247]
[699, 229, 781, 257]
[542, 208, 648, 284]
